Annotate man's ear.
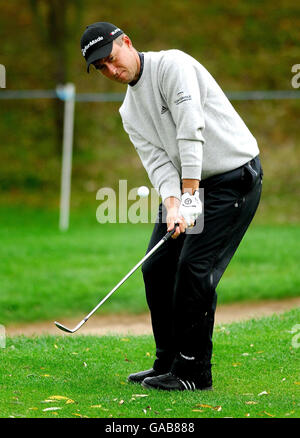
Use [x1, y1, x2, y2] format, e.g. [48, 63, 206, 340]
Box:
[123, 34, 132, 48]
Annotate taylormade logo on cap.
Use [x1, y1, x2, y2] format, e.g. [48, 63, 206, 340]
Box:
[81, 36, 104, 57]
[80, 22, 123, 72]
[110, 27, 121, 36]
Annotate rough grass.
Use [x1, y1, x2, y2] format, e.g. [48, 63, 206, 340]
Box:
[0, 206, 299, 326]
[0, 309, 299, 418]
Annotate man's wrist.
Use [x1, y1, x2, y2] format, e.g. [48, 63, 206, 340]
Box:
[182, 179, 200, 195]
[164, 196, 181, 210]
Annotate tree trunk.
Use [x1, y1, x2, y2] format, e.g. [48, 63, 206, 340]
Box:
[29, 0, 83, 154]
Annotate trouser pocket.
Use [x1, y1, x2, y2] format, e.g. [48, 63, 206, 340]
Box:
[241, 156, 262, 193]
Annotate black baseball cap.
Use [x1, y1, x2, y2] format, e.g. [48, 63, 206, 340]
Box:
[80, 22, 123, 72]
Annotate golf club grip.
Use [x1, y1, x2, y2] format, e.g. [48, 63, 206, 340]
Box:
[163, 222, 180, 241]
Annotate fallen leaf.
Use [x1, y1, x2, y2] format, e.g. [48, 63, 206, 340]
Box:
[54, 344, 58, 349]
[143, 409, 147, 414]
[28, 408, 38, 410]
[217, 326, 230, 334]
[258, 391, 269, 396]
[42, 374, 51, 377]
[192, 409, 203, 412]
[245, 401, 258, 405]
[294, 382, 300, 385]
[72, 413, 89, 418]
[83, 362, 87, 367]
[42, 407, 62, 412]
[48, 396, 69, 400]
[232, 363, 241, 367]
[132, 394, 149, 398]
[90, 405, 102, 408]
[263, 411, 275, 417]
[196, 404, 222, 411]
[121, 338, 129, 342]
[119, 400, 124, 405]
[285, 411, 295, 416]
[65, 399, 75, 404]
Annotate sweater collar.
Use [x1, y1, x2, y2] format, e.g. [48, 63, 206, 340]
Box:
[129, 52, 144, 87]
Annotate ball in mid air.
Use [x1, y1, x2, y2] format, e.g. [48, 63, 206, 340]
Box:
[137, 186, 149, 198]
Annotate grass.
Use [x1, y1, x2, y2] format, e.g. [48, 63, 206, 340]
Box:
[0, 206, 299, 326]
[0, 309, 299, 418]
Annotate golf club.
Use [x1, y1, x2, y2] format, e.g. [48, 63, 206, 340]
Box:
[54, 223, 179, 333]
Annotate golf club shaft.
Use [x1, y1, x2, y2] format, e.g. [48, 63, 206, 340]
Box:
[83, 227, 177, 322]
[55, 224, 178, 332]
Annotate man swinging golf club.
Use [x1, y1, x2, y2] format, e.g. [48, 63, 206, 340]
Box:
[80, 22, 263, 391]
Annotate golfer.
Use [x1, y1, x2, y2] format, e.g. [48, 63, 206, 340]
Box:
[80, 22, 263, 391]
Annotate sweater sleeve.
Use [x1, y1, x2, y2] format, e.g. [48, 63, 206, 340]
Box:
[123, 122, 182, 202]
[159, 52, 206, 180]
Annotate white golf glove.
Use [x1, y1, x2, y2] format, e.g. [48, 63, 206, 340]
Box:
[179, 190, 202, 227]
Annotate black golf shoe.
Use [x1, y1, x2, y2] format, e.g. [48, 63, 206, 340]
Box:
[128, 368, 163, 384]
[142, 372, 213, 391]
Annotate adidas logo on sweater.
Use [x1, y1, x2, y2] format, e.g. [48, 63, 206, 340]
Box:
[161, 105, 168, 114]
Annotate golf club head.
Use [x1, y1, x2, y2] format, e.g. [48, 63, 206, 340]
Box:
[54, 321, 75, 333]
[54, 321, 73, 333]
[54, 318, 86, 333]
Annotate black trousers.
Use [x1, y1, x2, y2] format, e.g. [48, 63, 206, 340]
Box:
[141, 155, 263, 376]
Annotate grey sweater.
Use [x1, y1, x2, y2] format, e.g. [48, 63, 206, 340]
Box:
[119, 49, 259, 202]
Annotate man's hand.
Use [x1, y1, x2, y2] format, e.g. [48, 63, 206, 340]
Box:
[179, 190, 202, 227]
[164, 197, 187, 239]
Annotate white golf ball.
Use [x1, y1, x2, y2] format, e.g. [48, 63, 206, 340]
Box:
[137, 186, 149, 198]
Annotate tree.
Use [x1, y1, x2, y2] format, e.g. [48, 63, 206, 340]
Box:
[29, 0, 83, 153]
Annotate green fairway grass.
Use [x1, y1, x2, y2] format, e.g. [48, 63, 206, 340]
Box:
[0, 206, 299, 326]
[0, 309, 299, 418]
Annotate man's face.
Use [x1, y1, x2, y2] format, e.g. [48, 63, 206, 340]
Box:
[93, 36, 140, 84]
